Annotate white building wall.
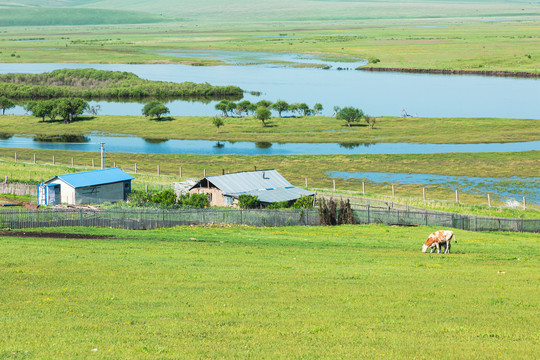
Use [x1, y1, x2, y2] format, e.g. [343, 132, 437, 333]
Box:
[48, 179, 76, 205]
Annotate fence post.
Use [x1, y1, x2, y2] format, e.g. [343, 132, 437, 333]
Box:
[455, 190, 459, 203]
[157, 165, 160, 176]
[305, 177, 308, 189]
[362, 181, 365, 195]
[135, 163, 137, 174]
[487, 194, 491, 207]
[523, 197, 526, 210]
[179, 167, 182, 178]
[367, 204, 370, 224]
[14, 152, 17, 162]
[392, 184, 395, 198]
[145, 184, 148, 192]
[33, 154, 36, 164]
[204, 169, 206, 177]
[333, 179, 336, 192]
[423, 186, 426, 201]
[53, 155, 55, 165]
[114, 161, 116, 167]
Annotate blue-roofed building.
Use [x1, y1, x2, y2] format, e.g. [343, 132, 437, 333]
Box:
[38, 167, 134, 205]
[189, 170, 314, 207]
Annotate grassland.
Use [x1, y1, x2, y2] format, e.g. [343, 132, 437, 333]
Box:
[0, 1, 538, 72]
[1, 115, 539, 144]
[0, 224, 538, 358]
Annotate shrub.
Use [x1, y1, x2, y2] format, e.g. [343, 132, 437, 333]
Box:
[293, 195, 314, 209]
[238, 194, 260, 209]
[183, 193, 209, 208]
[266, 201, 290, 209]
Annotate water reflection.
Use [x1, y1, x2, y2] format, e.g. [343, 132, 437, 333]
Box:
[338, 142, 374, 149]
[214, 141, 225, 148]
[143, 138, 169, 144]
[255, 141, 272, 149]
[0, 133, 13, 140]
[33, 134, 90, 143]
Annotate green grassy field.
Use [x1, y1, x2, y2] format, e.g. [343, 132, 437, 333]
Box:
[0, 1, 538, 72]
[1, 115, 539, 144]
[0, 224, 538, 358]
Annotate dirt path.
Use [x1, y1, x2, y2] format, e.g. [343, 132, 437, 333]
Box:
[0, 230, 111, 239]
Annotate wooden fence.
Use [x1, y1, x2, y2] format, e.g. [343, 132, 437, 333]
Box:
[1, 207, 538, 232]
[0, 182, 36, 196]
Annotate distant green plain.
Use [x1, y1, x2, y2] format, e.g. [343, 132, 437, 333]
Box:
[1, 115, 539, 144]
[0, 0, 539, 72]
[0, 225, 538, 358]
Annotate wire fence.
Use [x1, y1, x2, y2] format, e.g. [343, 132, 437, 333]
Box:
[0, 207, 538, 232]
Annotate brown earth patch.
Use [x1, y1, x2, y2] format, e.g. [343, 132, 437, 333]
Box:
[0, 230, 111, 239]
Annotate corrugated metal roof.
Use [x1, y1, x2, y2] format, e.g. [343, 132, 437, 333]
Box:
[191, 170, 314, 203]
[45, 167, 134, 188]
[227, 187, 314, 203]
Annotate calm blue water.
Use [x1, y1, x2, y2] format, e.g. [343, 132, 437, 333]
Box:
[327, 171, 540, 205]
[0, 135, 539, 155]
[2, 61, 539, 119]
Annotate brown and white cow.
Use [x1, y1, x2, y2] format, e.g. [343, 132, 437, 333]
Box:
[422, 230, 457, 254]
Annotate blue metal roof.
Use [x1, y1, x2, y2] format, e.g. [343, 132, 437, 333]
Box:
[46, 167, 134, 188]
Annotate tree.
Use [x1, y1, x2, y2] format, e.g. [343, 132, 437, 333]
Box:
[214, 100, 228, 116]
[256, 100, 272, 108]
[212, 116, 224, 133]
[271, 100, 289, 117]
[225, 101, 237, 116]
[364, 114, 376, 129]
[246, 102, 257, 116]
[88, 104, 101, 115]
[142, 101, 169, 120]
[238, 194, 260, 209]
[288, 103, 300, 117]
[254, 107, 271, 127]
[298, 103, 311, 117]
[0, 96, 15, 115]
[55, 97, 88, 123]
[336, 106, 364, 127]
[313, 103, 323, 115]
[236, 100, 251, 117]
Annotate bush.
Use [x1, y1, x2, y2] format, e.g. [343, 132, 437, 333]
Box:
[151, 189, 177, 207]
[238, 194, 260, 209]
[183, 193, 209, 208]
[293, 195, 314, 209]
[266, 200, 290, 209]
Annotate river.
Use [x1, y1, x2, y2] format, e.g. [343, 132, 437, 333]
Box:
[1, 59, 539, 119]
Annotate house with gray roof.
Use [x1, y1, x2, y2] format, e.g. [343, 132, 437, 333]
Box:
[189, 170, 314, 207]
[38, 167, 134, 205]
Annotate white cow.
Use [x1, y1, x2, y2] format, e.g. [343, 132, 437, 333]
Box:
[422, 230, 457, 254]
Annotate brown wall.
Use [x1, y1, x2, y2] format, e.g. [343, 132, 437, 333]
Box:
[190, 187, 237, 207]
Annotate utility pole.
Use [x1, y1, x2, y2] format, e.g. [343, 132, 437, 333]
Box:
[100, 143, 105, 169]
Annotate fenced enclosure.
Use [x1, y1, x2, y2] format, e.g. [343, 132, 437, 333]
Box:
[0, 182, 36, 196]
[0, 207, 538, 232]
